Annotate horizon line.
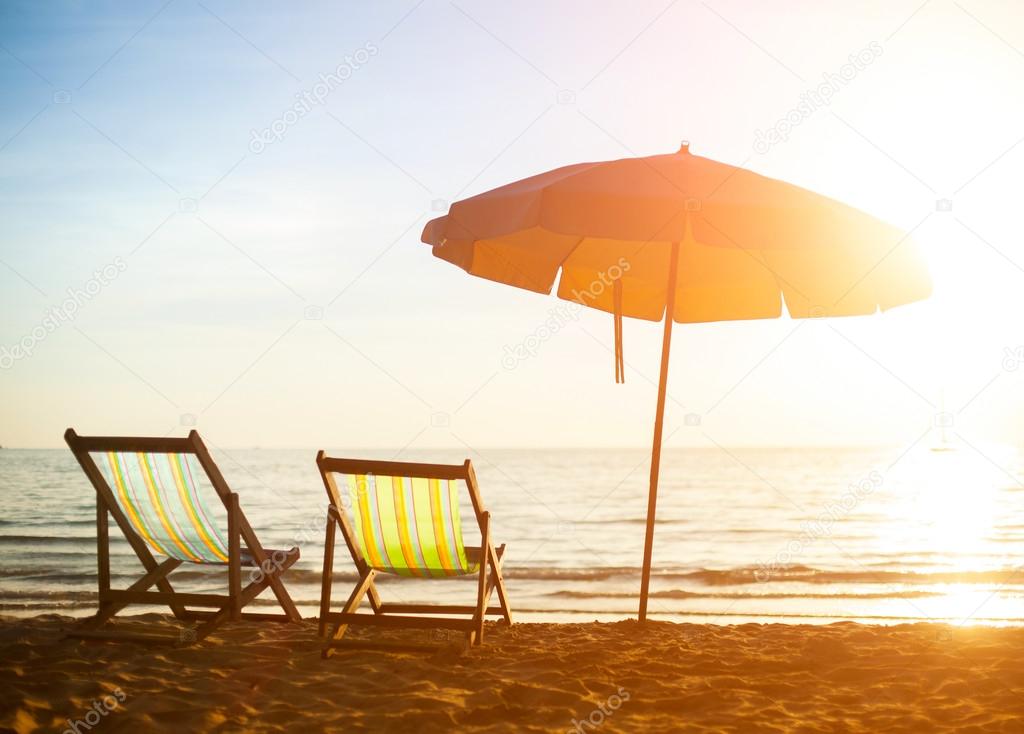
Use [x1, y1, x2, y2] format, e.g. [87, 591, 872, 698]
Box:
[2, 442, 921, 452]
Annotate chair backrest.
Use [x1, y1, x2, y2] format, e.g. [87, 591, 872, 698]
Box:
[65, 430, 230, 564]
[317, 455, 483, 578]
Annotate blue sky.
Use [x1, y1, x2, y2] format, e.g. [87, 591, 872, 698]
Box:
[2, 0, 1024, 449]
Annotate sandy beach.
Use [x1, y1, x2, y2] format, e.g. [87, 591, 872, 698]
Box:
[2, 615, 1022, 733]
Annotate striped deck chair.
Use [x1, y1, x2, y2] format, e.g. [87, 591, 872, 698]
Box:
[64, 428, 301, 645]
[316, 453, 512, 654]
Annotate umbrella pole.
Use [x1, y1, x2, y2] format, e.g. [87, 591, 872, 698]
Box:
[638, 240, 680, 623]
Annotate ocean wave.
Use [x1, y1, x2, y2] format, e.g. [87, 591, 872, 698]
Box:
[502, 565, 1024, 586]
[546, 589, 943, 600]
[2, 601, 1020, 625]
[678, 566, 1024, 586]
[2, 564, 1022, 587]
[575, 518, 691, 526]
[0, 590, 98, 601]
[0, 534, 95, 545]
[269, 564, 1024, 587]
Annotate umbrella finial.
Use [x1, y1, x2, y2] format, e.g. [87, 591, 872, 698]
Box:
[678, 140, 690, 154]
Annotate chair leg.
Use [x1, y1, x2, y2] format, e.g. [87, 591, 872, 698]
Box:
[238, 519, 301, 623]
[74, 559, 182, 633]
[322, 570, 377, 659]
[318, 516, 337, 638]
[367, 581, 383, 614]
[472, 513, 490, 646]
[228, 493, 242, 622]
[261, 559, 302, 622]
[187, 551, 300, 645]
[489, 544, 513, 625]
[190, 605, 231, 644]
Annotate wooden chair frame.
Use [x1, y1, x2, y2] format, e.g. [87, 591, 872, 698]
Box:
[64, 428, 302, 645]
[316, 453, 512, 655]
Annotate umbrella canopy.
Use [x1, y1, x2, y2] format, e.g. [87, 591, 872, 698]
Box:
[421, 143, 931, 620]
[423, 143, 929, 321]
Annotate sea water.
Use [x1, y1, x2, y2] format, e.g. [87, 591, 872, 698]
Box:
[1, 445, 1022, 625]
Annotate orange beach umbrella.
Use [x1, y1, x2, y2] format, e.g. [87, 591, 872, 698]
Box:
[421, 143, 931, 620]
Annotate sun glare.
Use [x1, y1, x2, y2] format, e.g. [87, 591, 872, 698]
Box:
[881, 440, 1022, 622]
[888, 442, 1007, 558]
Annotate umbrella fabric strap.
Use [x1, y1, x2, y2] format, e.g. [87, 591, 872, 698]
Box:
[613, 278, 624, 384]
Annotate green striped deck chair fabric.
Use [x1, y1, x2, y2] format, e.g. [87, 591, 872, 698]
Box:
[335, 472, 478, 578]
[92, 450, 230, 564]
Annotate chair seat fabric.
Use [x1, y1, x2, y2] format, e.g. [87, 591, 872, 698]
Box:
[94, 451, 230, 563]
[337, 473, 477, 577]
